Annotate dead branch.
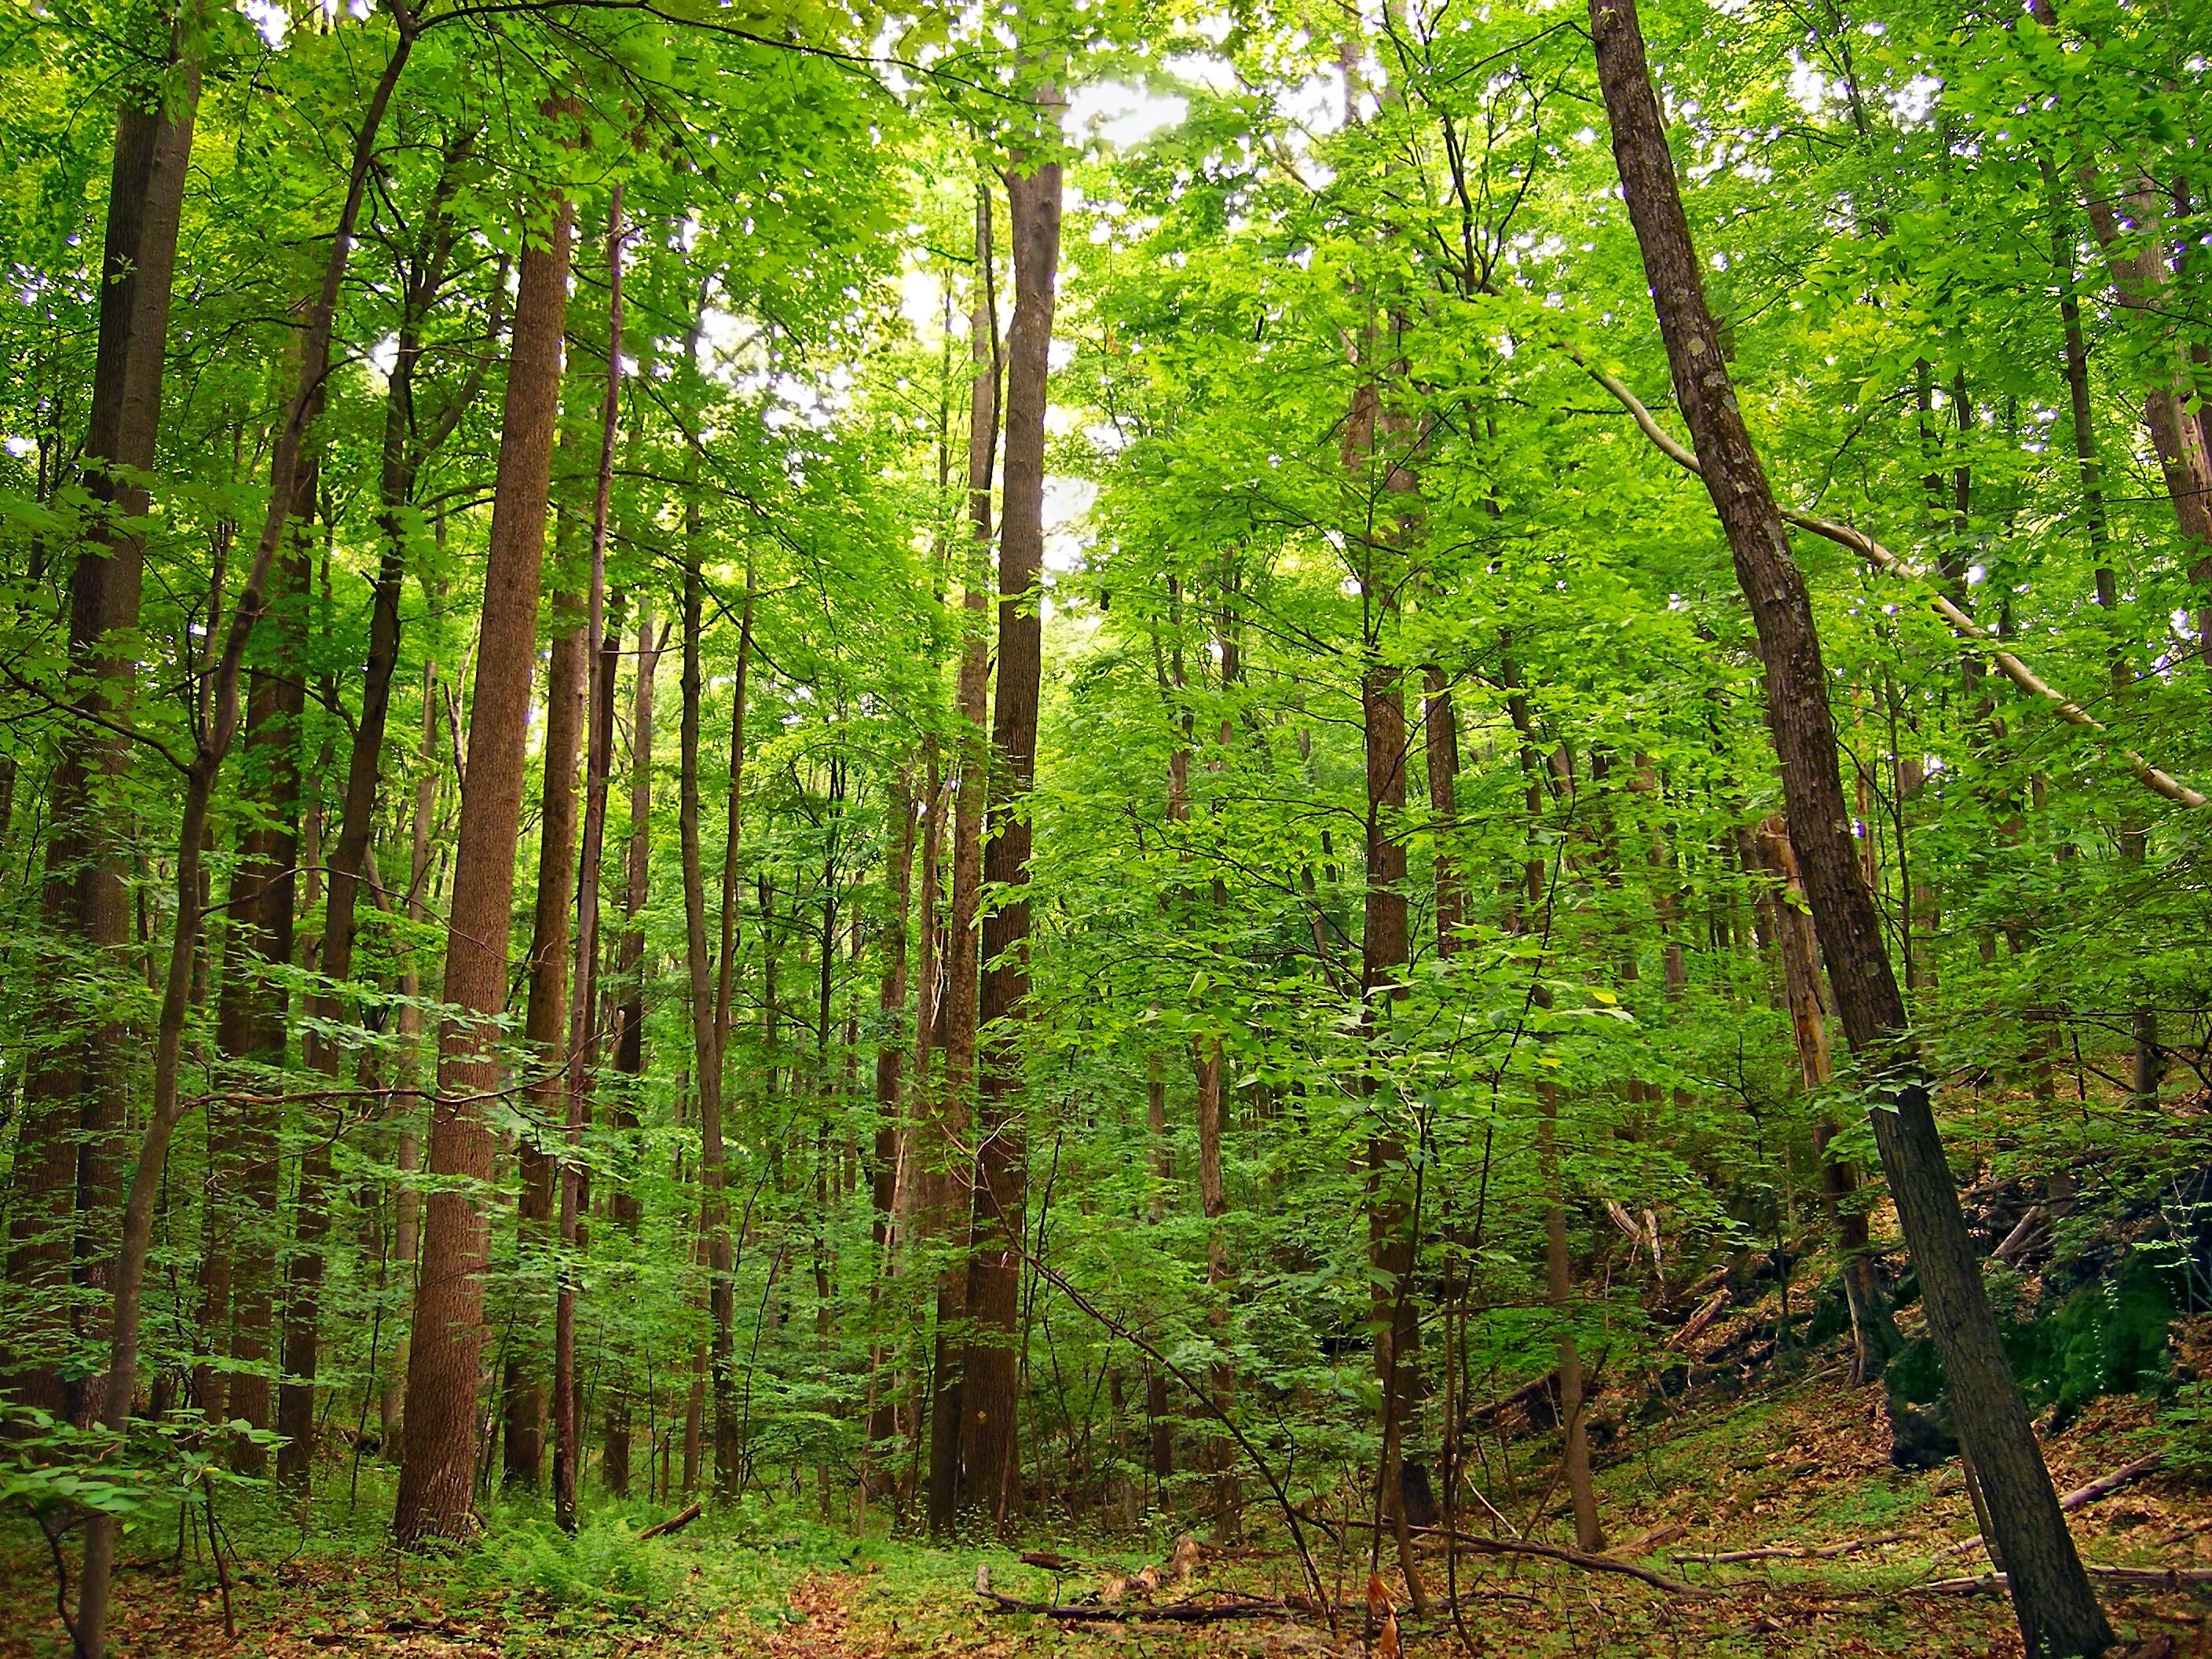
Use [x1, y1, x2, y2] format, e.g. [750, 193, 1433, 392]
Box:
[1427, 1530, 1712, 1596]
[1932, 1454, 2164, 1562]
[1674, 1531, 1906, 1565]
[1579, 358, 2208, 811]
[1909, 1566, 2212, 1598]
[982, 1591, 1291, 1624]
[637, 1502, 702, 1540]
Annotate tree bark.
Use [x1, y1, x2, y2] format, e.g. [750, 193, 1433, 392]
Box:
[1588, 2, 2111, 1647]
[383, 656, 439, 1458]
[395, 189, 572, 1548]
[959, 127, 1060, 1536]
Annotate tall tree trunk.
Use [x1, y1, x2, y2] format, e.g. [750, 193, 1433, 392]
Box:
[1346, 346, 1430, 1599]
[211, 445, 313, 1477]
[1144, 1053, 1174, 1492]
[394, 191, 572, 1548]
[602, 595, 660, 1495]
[384, 656, 439, 1458]
[862, 771, 914, 1503]
[2044, 156, 2159, 1103]
[959, 127, 1060, 1535]
[554, 187, 624, 1532]
[678, 535, 749, 1500]
[5, 31, 198, 1428]
[1589, 1, 2110, 1646]
[926, 181, 998, 1538]
[289, 167, 488, 1487]
[504, 583, 585, 1490]
[1500, 659, 1602, 1553]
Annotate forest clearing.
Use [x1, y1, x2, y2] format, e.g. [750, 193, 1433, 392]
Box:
[3, 0, 2212, 1652]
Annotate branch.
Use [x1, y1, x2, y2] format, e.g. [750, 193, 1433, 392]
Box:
[1579, 359, 2209, 811]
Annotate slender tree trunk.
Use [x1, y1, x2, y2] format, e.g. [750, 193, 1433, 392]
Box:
[926, 181, 998, 1538]
[277, 192, 461, 1492]
[1345, 328, 1430, 1601]
[504, 585, 584, 1490]
[602, 598, 660, 1493]
[384, 657, 438, 1457]
[2042, 156, 2159, 1103]
[678, 533, 749, 1498]
[959, 127, 1060, 1535]
[862, 771, 914, 1501]
[212, 443, 314, 1475]
[1144, 1054, 1174, 1492]
[1589, 2, 2110, 1646]
[5, 30, 198, 1429]
[395, 190, 572, 1548]
[552, 186, 624, 1532]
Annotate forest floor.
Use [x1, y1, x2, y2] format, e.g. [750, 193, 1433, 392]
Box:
[6, 1352, 2212, 1658]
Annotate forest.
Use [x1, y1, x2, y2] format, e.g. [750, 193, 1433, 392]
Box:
[2, 0, 2211, 1653]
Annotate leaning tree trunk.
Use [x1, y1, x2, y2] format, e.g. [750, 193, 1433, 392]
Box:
[79, 25, 417, 1646]
[4, 30, 198, 1429]
[958, 124, 1060, 1536]
[395, 191, 572, 1549]
[1589, 0, 2111, 1649]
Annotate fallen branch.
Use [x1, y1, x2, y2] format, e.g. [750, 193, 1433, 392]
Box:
[637, 1502, 702, 1540]
[1910, 1565, 2212, 1598]
[1675, 1531, 1906, 1565]
[1668, 1291, 1730, 1350]
[1991, 1206, 2050, 1268]
[1580, 360, 2208, 811]
[1434, 1530, 1713, 1597]
[982, 1591, 1290, 1624]
[1932, 1454, 2164, 1562]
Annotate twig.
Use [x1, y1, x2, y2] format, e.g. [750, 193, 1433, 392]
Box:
[1012, 1244, 1331, 1618]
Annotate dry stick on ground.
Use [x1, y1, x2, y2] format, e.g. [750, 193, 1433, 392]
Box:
[1013, 1246, 1330, 1617]
[1674, 1532, 1906, 1566]
[1579, 358, 2207, 811]
[1910, 1566, 2212, 1598]
[982, 1592, 1293, 1624]
[1932, 1454, 2166, 1562]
